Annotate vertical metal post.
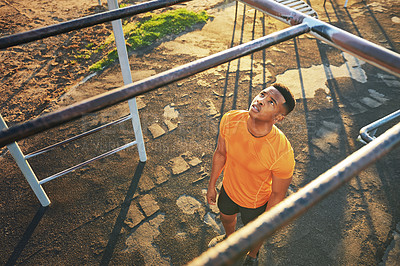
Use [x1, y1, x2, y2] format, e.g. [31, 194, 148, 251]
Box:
[107, 0, 147, 162]
[0, 114, 51, 206]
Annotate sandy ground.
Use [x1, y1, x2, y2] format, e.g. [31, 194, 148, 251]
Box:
[1, 0, 400, 265]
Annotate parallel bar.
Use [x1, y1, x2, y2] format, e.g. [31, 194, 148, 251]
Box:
[287, 2, 306, 8]
[39, 140, 137, 185]
[360, 109, 400, 143]
[189, 122, 400, 265]
[238, 0, 310, 25]
[309, 22, 400, 77]
[0, 23, 310, 148]
[0, 0, 190, 49]
[239, 0, 400, 77]
[299, 7, 312, 12]
[24, 115, 132, 159]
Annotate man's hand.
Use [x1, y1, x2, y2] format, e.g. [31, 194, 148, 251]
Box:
[207, 133, 226, 205]
[266, 174, 292, 211]
[207, 186, 218, 205]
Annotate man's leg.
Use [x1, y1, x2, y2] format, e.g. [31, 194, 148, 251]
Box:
[208, 186, 239, 248]
[240, 202, 268, 258]
[247, 241, 263, 258]
[217, 186, 240, 236]
[220, 212, 237, 236]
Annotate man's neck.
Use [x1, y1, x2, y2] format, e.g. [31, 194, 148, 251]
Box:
[247, 116, 273, 138]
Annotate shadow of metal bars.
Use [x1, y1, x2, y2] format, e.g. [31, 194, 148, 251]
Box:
[189, 122, 400, 265]
[188, 0, 400, 264]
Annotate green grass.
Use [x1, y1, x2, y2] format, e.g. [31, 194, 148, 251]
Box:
[88, 8, 209, 72]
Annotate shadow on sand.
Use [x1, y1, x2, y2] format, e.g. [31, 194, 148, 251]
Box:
[100, 161, 146, 265]
[6, 206, 48, 266]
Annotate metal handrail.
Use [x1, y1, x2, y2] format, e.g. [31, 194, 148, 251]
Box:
[0, 0, 190, 49]
[0, 23, 311, 148]
[24, 115, 132, 159]
[359, 109, 400, 143]
[189, 122, 400, 265]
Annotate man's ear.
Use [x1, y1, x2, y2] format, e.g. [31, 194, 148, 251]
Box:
[274, 114, 285, 123]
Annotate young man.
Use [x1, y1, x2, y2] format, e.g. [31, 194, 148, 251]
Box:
[206, 83, 296, 265]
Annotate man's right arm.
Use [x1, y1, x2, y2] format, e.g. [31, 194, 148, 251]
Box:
[207, 133, 227, 205]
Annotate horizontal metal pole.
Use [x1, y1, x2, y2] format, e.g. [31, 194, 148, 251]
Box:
[0, 0, 190, 49]
[39, 140, 137, 185]
[24, 115, 132, 159]
[360, 109, 400, 143]
[189, 122, 400, 265]
[307, 22, 400, 78]
[238, 0, 306, 25]
[0, 23, 310, 148]
[239, 0, 400, 77]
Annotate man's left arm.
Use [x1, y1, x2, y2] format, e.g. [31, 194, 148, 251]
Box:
[265, 174, 292, 211]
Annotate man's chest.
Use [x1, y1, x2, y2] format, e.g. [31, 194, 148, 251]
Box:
[226, 132, 276, 174]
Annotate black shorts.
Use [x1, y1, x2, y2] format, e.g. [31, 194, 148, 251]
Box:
[217, 185, 268, 225]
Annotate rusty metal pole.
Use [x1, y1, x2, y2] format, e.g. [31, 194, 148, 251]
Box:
[0, 23, 310, 148]
[238, 0, 400, 77]
[0, 0, 191, 49]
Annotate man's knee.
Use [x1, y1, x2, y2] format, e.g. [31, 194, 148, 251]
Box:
[220, 212, 237, 224]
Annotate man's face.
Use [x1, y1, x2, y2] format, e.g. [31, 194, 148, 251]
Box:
[249, 86, 287, 123]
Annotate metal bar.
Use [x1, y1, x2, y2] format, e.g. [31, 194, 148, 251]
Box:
[238, 0, 311, 25]
[287, 2, 306, 8]
[128, 99, 147, 162]
[280, 0, 297, 4]
[0, 114, 51, 206]
[107, 0, 147, 162]
[24, 115, 132, 159]
[238, 0, 400, 77]
[0, 23, 310, 148]
[298, 7, 312, 12]
[0, 0, 191, 49]
[189, 122, 400, 265]
[309, 23, 400, 77]
[360, 109, 400, 143]
[370, 129, 377, 138]
[38, 140, 137, 185]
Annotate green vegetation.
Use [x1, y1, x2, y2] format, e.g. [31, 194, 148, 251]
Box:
[85, 42, 94, 49]
[88, 8, 209, 72]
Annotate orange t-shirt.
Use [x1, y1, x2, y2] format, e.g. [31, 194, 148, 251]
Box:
[220, 110, 295, 208]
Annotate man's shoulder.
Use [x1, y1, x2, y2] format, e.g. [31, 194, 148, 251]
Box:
[220, 110, 248, 137]
[271, 126, 293, 152]
[223, 110, 248, 121]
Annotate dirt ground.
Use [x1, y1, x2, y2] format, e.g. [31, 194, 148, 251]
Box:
[1, 0, 400, 265]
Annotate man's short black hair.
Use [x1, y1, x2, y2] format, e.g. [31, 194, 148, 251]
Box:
[272, 83, 295, 115]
